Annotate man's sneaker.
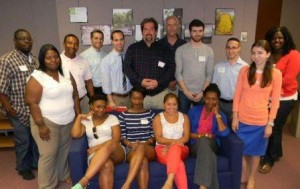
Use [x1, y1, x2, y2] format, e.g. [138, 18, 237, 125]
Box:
[18, 170, 35, 180]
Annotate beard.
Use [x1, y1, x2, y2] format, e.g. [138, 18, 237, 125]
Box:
[191, 35, 202, 43]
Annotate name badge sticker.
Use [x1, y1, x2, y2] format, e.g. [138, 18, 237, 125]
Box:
[141, 119, 149, 125]
[158, 61, 165, 68]
[218, 67, 226, 73]
[199, 56, 206, 62]
[19, 65, 28, 71]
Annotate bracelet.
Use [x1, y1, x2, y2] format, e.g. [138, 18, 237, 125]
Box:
[215, 114, 221, 118]
[148, 138, 153, 144]
[267, 122, 274, 127]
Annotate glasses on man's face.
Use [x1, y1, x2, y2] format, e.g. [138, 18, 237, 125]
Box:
[92, 127, 99, 139]
[16, 37, 34, 43]
[226, 46, 239, 50]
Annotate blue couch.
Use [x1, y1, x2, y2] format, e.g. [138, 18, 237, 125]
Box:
[69, 132, 243, 189]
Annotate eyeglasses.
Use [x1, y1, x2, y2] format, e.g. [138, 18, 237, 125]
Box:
[226, 46, 239, 50]
[16, 37, 34, 43]
[92, 127, 99, 139]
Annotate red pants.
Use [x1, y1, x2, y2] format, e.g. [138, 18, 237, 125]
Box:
[155, 143, 189, 189]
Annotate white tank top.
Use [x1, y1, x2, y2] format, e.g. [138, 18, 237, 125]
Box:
[159, 112, 184, 140]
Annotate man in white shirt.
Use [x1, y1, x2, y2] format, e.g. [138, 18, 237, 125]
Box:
[101, 30, 132, 108]
[80, 29, 107, 95]
[212, 37, 248, 124]
[60, 34, 94, 113]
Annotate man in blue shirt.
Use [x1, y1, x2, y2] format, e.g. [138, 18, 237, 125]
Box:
[101, 30, 132, 109]
[81, 29, 107, 95]
[212, 37, 248, 125]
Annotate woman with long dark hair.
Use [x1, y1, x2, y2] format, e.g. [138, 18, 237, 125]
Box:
[232, 40, 282, 189]
[260, 26, 300, 174]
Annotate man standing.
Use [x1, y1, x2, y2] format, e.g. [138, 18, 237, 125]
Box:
[124, 17, 174, 109]
[176, 19, 214, 113]
[158, 16, 186, 93]
[0, 29, 39, 180]
[80, 29, 107, 95]
[212, 37, 248, 124]
[101, 30, 132, 108]
[61, 34, 94, 113]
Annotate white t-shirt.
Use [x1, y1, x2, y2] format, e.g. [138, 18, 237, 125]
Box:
[30, 70, 75, 125]
[82, 114, 120, 148]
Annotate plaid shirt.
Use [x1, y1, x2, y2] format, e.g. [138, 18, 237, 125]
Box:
[124, 40, 174, 96]
[0, 49, 39, 126]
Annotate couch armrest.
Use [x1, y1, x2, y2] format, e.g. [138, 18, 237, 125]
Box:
[69, 135, 88, 184]
[219, 132, 244, 189]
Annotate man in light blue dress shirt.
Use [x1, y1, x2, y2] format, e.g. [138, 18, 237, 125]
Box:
[80, 29, 107, 95]
[101, 30, 132, 109]
[212, 37, 248, 125]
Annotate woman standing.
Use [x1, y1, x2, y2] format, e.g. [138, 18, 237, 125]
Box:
[118, 86, 156, 189]
[153, 93, 190, 189]
[260, 26, 300, 174]
[25, 44, 80, 189]
[71, 94, 125, 189]
[232, 40, 282, 189]
[188, 83, 230, 189]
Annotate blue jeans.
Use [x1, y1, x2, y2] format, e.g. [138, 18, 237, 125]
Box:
[178, 90, 201, 114]
[8, 115, 39, 171]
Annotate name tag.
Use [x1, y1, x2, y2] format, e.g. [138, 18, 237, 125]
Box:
[218, 67, 226, 73]
[158, 61, 165, 68]
[141, 119, 149, 125]
[199, 56, 206, 62]
[19, 65, 28, 71]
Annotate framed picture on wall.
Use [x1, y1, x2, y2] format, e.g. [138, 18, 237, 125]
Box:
[215, 8, 235, 35]
[202, 23, 214, 44]
[81, 25, 111, 45]
[163, 8, 183, 38]
[112, 9, 133, 36]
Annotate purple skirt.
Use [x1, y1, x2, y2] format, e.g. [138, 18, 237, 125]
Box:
[236, 122, 268, 156]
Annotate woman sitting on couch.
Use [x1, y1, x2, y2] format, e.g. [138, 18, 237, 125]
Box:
[118, 86, 156, 189]
[71, 94, 126, 189]
[188, 83, 230, 189]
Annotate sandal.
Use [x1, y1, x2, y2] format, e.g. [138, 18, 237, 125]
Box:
[259, 163, 272, 174]
[64, 176, 72, 184]
[247, 179, 255, 189]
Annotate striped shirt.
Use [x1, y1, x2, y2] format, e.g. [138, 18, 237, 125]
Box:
[118, 110, 155, 142]
[0, 50, 39, 126]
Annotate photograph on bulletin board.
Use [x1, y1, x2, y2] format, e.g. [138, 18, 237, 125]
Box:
[112, 9, 133, 36]
[163, 8, 183, 38]
[215, 8, 235, 35]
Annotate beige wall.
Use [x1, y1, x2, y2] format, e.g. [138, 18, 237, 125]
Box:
[280, 0, 300, 51]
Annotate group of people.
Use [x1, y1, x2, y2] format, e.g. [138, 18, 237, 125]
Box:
[0, 14, 299, 189]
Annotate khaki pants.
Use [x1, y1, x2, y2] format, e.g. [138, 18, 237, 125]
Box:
[31, 117, 73, 189]
[112, 95, 131, 108]
[80, 95, 90, 113]
[144, 89, 168, 109]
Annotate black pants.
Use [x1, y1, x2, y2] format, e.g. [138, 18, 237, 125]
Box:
[263, 100, 296, 165]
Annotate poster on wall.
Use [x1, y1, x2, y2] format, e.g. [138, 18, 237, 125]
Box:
[81, 25, 111, 45]
[112, 9, 133, 36]
[215, 8, 235, 35]
[162, 8, 183, 37]
[69, 7, 88, 23]
[202, 23, 214, 44]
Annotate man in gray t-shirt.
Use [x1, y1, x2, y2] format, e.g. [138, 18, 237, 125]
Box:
[175, 19, 214, 113]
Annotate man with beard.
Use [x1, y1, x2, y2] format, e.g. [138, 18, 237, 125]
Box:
[60, 34, 94, 113]
[124, 17, 174, 109]
[0, 29, 39, 180]
[175, 19, 214, 113]
[80, 29, 107, 95]
[212, 38, 247, 125]
[157, 16, 186, 94]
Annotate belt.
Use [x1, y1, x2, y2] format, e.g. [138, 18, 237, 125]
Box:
[112, 93, 129, 98]
[198, 133, 215, 139]
[80, 95, 87, 101]
[219, 98, 233, 103]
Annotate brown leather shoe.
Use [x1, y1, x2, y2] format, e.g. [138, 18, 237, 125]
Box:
[259, 163, 272, 174]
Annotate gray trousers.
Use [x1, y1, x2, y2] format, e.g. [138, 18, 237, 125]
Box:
[31, 117, 73, 189]
[189, 137, 219, 189]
